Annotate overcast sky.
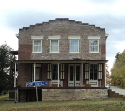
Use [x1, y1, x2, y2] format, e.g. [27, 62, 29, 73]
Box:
[0, 0, 125, 73]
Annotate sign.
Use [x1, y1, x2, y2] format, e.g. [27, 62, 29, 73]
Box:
[26, 81, 47, 87]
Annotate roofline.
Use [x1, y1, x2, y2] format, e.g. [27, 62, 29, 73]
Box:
[13, 60, 108, 63]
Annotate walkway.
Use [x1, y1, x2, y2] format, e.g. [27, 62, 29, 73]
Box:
[110, 86, 125, 95]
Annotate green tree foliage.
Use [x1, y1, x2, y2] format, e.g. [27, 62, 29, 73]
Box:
[111, 50, 125, 87]
[0, 44, 15, 94]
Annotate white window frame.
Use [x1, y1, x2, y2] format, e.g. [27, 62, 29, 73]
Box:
[32, 40, 42, 53]
[50, 40, 59, 53]
[69, 40, 79, 53]
[68, 36, 80, 53]
[48, 35, 60, 53]
[88, 36, 100, 53]
[31, 36, 43, 53]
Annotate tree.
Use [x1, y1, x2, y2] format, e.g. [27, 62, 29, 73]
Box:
[106, 64, 111, 85]
[0, 44, 15, 94]
[111, 50, 125, 87]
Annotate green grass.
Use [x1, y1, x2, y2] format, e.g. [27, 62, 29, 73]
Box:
[0, 95, 125, 111]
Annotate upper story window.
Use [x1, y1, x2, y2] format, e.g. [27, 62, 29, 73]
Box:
[88, 36, 100, 53]
[33, 40, 42, 52]
[31, 36, 43, 53]
[70, 40, 79, 52]
[68, 36, 80, 53]
[50, 40, 59, 53]
[48, 35, 61, 53]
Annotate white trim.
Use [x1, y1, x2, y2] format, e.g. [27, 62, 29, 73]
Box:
[88, 36, 100, 39]
[50, 40, 59, 53]
[48, 35, 61, 39]
[68, 36, 81, 39]
[31, 36, 44, 39]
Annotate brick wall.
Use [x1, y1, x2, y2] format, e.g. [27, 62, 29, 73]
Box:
[18, 18, 106, 60]
[18, 63, 32, 87]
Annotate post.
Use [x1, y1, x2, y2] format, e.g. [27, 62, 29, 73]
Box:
[58, 63, 59, 87]
[34, 63, 36, 82]
[14, 63, 16, 87]
[81, 63, 83, 87]
[17, 89, 18, 102]
[14, 63, 17, 103]
[36, 86, 39, 110]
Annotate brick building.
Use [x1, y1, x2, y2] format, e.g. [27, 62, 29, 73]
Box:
[12, 18, 108, 102]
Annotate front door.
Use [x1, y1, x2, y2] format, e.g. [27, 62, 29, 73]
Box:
[68, 64, 81, 87]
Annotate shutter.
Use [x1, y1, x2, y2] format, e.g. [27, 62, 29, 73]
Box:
[85, 63, 89, 79]
[60, 64, 65, 79]
[98, 64, 102, 79]
[47, 64, 51, 79]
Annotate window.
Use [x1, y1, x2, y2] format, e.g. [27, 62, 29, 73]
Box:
[88, 36, 100, 53]
[50, 40, 59, 53]
[70, 40, 79, 53]
[35, 67, 41, 81]
[33, 40, 42, 53]
[89, 40, 99, 53]
[48, 35, 61, 53]
[31, 36, 43, 53]
[68, 36, 80, 53]
[32, 64, 41, 81]
[52, 64, 58, 80]
[90, 64, 98, 80]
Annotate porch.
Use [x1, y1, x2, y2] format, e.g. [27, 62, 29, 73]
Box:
[14, 60, 107, 88]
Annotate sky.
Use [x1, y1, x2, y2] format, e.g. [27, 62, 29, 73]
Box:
[0, 0, 125, 73]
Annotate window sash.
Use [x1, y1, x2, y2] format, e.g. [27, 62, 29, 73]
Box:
[89, 40, 99, 53]
[70, 40, 79, 52]
[50, 40, 59, 53]
[33, 40, 42, 52]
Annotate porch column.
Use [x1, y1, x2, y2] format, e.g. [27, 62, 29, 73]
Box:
[81, 63, 83, 87]
[14, 63, 16, 87]
[34, 63, 36, 82]
[105, 63, 106, 87]
[58, 63, 59, 87]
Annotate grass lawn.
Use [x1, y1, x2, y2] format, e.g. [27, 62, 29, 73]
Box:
[0, 95, 125, 111]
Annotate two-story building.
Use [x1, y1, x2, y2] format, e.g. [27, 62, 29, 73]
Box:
[12, 18, 108, 102]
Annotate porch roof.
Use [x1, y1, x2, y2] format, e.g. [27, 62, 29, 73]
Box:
[13, 60, 108, 63]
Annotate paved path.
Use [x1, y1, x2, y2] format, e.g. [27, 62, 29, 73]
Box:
[110, 86, 125, 95]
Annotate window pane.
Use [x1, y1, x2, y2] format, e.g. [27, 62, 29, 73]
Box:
[76, 66, 80, 81]
[34, 40, 41, 45]
[70, 40, 78, 52]
[35, 68, 40, 81]
[70, 66, 73, 81]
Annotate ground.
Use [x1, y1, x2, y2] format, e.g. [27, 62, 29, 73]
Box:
[0, 94, 125, 111]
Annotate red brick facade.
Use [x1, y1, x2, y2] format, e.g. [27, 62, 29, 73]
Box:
[18, 18, 106, 60]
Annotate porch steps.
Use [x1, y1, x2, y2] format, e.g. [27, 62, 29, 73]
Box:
[108, 89, 125, 98]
